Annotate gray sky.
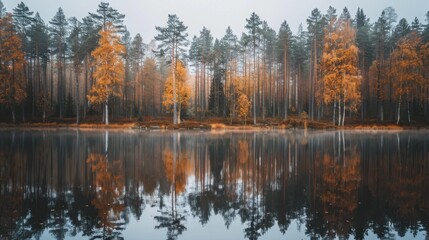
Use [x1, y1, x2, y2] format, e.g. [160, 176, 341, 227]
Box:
[3, 0, 428, 42]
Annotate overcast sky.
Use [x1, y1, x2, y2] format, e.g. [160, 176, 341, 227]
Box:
[3, 0, 428, 42]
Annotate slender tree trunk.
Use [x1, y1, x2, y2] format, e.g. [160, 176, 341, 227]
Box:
[284, 41, 288, 120]
[76, 68, 79, 125]
[396, 95, 402, 125]
[253, 46, 256, 125]
[172, 41, 178, 125]
[105, 101, 109, 125]
[407, 94, 411, 123]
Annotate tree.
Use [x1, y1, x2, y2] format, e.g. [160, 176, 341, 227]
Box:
[422, 11, 429, 43]
[236, 92, 251, 124]
[89, 2, 125, 32]
[68, 17, 85, 124]
[155, 14, 188, 124]
[141, 57, 162, 115]
[278, 21, 292, 119]
[0, 0, 5, 18]
[198, 27, 213, 118]
[29, 12, 50, 121]
[208, 40, 226, 116]
[355, 8, 373, 119]
[0, 13, 27, 123]
[389, 32, 424, 124]
[81, 16, 99, 118]
[162, 61, 191, 121]
[371, 10, 390, 121]
[129, 33, 145, 116]
[321, 18, 361, 126]
[87, 23, 125, 125]
[245, 12, 262, 125]
[307, 8, 326, 120]
[49, 8, 68, 118]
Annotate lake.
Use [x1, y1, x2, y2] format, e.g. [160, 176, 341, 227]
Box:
[0, 129, 428, 240]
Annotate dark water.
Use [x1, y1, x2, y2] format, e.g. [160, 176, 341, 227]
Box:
[0, 129, 429, 240]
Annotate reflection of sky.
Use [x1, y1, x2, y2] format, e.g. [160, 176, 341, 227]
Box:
[36, 173, 428, 240]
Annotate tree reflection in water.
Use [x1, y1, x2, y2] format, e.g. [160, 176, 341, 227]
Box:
[0, 130, 429, 239]
[155, 133, 190, 240]
[86, 131, 125, 239]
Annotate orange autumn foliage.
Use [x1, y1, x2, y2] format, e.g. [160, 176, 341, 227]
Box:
[162, 61, 191, 119]
[87, 23, 125, 106]
[0, 13, 26, 122]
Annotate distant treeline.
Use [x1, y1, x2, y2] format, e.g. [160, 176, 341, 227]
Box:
[0, 1, 428, 125]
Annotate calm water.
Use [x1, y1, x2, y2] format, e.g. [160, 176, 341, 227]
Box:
[0, 129, 429, 240]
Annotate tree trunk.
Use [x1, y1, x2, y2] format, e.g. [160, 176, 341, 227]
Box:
[105, 101, 109, 125]
[253, 46, 257, 125]
[172, 41, 178, 125]
[396, 95, 401, 125]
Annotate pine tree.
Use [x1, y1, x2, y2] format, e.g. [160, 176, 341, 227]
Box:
[49, 8, 68, 118]
[355, 8, 373, 119]
[29, 12, 50, 121]
[198, 27, 213, 118]
[208, 40, 226, 116]
[422, 11, 429, 43]
[89, 2, 125, 31]
[0, 13, 27, 123]
[0, 0, 6, 18]
[141, 58, 161, 115]
[87, 23, 125, 125]
[129, 33, 145, 116]
[155, 14, 188, 124]
[68, 17, 84, 124]
[307, 8, 326, 120]
[245, 12, 262, 124]
[371, 10, 390, 121]
[278, 21, 292, 119]
[411, 17, 422, 33]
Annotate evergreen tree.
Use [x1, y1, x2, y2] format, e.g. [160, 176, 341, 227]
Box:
[129, 33, 145, 115]
[411, 17, 422, 33]
[68, 17, 84, 124]
[355, 8, 373, 119]
[370, 10, 390, 121]
[198, 27, 213, 118]
[12, 2, 34, 36]
[0, 0, 6, 18]
[307, 8, 326, 120]
[392, 18, 411, 43]
[422, 11, 429, 43]
[245, 12, 262, 124]
[29, 12, 50, 120]
[208, 40, 226, 116]
[278, 21, 292, 119]
[49, 8, 68, 118]
[89, 2, 125, 31]
[155, 14, 188, 124]
[81, 16, 99, 118]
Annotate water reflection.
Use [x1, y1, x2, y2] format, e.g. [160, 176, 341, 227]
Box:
[0, 129, 429, 239]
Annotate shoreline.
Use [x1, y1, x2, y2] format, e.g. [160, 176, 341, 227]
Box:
[0, 120, 428, 131]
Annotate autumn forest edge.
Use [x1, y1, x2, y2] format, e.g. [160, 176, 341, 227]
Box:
[1, 1, 429, 126]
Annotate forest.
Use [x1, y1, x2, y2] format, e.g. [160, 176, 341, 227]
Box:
[1, 1, 429, 126]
